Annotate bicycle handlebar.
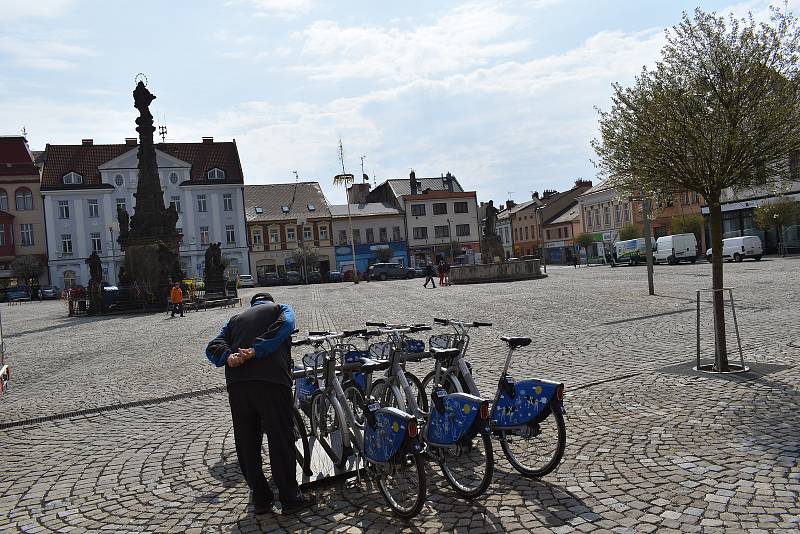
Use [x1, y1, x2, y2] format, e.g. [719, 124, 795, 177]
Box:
[366, 321, 386, 327]
[434, 317, 492, 328]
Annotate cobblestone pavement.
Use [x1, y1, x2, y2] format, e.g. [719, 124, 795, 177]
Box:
[1, 258, 798, 532]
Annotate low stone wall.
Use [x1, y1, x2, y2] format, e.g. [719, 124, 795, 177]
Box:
[449, 259, 546, 284]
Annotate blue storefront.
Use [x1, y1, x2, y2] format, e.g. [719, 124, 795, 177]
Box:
[335, 242, 408, 273]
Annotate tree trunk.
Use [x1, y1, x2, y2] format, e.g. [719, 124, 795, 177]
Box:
[708, 199, 730, 371]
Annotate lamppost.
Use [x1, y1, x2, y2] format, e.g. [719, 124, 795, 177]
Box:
[535, 205, 547, 274]
[334, 140, 359, 284]
[629, 194, 655, 295]
[447, 218, 454, 261]
[296, 216, 308, 284]
[109, 226, 116, 284]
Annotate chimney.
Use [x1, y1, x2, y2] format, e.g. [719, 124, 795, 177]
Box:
[532, 191, 539, 199]
[574, 179, 593, 188]
[410, 170, 418, 195]
[542, 189, 558, 199]
[506, 200, 515, 210]
[444, 171, 454, 192]
[81, 139, 93, 146]
[125, 138, 137, 146]
[202, 137, 214, 144]
[347, 183, 371, 204]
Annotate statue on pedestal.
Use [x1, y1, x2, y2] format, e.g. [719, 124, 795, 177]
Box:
[85, 251, 104, 313]
[204, 243, 225, 294]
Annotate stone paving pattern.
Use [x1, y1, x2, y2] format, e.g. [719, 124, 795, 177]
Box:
[1, 259, 798, 532]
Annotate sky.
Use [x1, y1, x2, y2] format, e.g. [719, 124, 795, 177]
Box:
[0, 0, 793, 205]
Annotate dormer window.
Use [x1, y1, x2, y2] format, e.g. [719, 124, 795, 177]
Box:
[207, 168, 225, 180]
[63, 172, 84, 185]
[307, 203, 316, 211]
[281, 205, 290, 213]
[254, 207, 264, 214]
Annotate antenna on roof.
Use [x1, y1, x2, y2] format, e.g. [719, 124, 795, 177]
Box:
[507, 191, 514, 201]
[158, 124, 167, 143]
[21, 126, 28, 139]
[293, 170, 300, 182]
[360, 155, 368, 183]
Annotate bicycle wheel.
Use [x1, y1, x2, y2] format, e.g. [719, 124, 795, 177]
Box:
[343, 383, 366, 428]
[500, 407, 566, 478]
[421, 369, 462, 407]
[310, 391, 345, 467]
[439, 431, 494, 499]
[293, 408, 312, 475]
[377, 453, 427, 519]
[368, 378, 405, 410]
[404, 372, 429, 415]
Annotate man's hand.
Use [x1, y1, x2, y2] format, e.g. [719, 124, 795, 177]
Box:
[227, 353, 244, 367]
[238, 348, 256, 361]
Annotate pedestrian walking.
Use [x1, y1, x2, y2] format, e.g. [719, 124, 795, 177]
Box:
[423, 262, 437, 288]
[444, 260, 451, 285]
[170, 282, 184, 317]
[206, 293, 314, 516]
[438, 260, 445, 286]
[573, 254, 578, 269]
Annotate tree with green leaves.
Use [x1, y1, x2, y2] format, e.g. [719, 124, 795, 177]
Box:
[671, 214, 704, 245]
[292, 245, 319, 284]
[754, 197, 800, 253]
[11, 255, 43, 284]
[593, 8, 800, 371]
[618, 223, 643, 241]
[575, 232, 595, 266]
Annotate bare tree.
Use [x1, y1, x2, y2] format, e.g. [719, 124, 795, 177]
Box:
[593, 8, 800, 371]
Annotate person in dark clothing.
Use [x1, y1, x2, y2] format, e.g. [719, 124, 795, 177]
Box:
[205, 292, 314, 515]
[423, 263, 437, 288]
[438, 260, 445, 286]
[443, 261, 451, 285]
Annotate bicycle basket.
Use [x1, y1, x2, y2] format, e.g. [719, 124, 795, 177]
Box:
[429, 334, 458, 349]
[402, 338, 425, 353]
[345, 349, 369, 364]
[369, 341, 391, 361]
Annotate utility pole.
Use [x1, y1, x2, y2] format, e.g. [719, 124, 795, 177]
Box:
[334, 140, 359, 284]
[642, 198, 655, 295]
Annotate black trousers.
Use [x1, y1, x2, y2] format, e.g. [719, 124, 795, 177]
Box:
[171, 303, 184, 317]
[423, 275, 436, 287]
[228, 381, 299, 504]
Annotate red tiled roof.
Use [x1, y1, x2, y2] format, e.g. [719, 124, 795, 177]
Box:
[40, 141, 244, 190]
[0, 136, 38, 176]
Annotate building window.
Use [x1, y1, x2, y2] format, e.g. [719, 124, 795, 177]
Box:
[433, 203, 447, 215]
[281, 205, 290, 213]
[197, 194, 207, 212]
[87, 199, 99, 218]
[454, 202, 468, 213]
[615, 205, 621, 223]
[353, 229, 361, 244]
[410, 204, 426, 216]
[223, 193, 233, 211]
[319, 225, 329, 240]
[546, 229, 551, 240]
[170, 195, 181, 213]
[623, 203, 631, 222]
[200, 226, 209, 245]
[338, 230, 347, 245]
[114, 174, 124, 187]
[379, 227, 388, 242]
[61, 234, 73, 255]
[564, 226, 569, 238]
[207, 168, 225, 180]
[603, 206, 611, 226]
[303, 226, 313, 241]
[268, 227, 279, 244]
[693, 192, 700, 204]
[456, 224, 470, 237]
[20, 224, 34, 246]
[58, 200, 70, 219]
[434, 225, 449, 238]
[525, 227, 529, 240]
[0, 190, 6, 211]
[62, 172, 83, 185]
[63, 270, 77, 288]
[116, 198, 126, 212]
[366, 228, 375, 243]
[169, 172, 179, 184]
[15, 188, 33, 211]
[91, 232, 102, 252]
[392, 226, 401, 241]
[286, 226, 296, 241]
[251, 228, 263, 245]
[226, 225, 235, 244]
[413, 227, 428, 239]
[0, 225, 4, 246]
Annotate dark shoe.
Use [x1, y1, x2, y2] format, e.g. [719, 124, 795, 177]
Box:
[253, 500, 274, 515]
[281, 494, 316, 515]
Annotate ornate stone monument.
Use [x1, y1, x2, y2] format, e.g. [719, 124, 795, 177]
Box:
[203, 242, 226, 295]
[117, 81, 183, 306]
[85, 251, 104, 313]
[481, 200, 505, 263]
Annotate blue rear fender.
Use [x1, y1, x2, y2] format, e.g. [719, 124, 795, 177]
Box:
[492, 378, 564, 429]
[364, 406, 417, 463]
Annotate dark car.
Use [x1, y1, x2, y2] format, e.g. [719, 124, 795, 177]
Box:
[328, 271, 343, 283]
[5, 285, 31, 302]
[41, 285, 61, 300]
[307, 271, 323, 284]
[283, 270, 302, 285]
[259, 272, 282, 286]
[368, 263, 415, 281]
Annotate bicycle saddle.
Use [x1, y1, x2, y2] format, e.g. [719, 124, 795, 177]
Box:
[500, 336, 532, 348]
[429, 347, 461, 360]
[359, 358, 390, 372]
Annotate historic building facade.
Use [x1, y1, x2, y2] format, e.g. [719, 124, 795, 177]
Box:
[40, 138, 249, 288]
[330, 203, 407, 273]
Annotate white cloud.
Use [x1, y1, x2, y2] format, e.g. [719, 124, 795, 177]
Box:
[293, 1, 531, 82]
[0, 35, 95, 70]
[239, 0, 314, 17]
[0, 0, 76, 20]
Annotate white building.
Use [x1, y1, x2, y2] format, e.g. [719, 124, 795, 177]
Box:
[329, 203, 407, 273]
[40, 138, 249, 288]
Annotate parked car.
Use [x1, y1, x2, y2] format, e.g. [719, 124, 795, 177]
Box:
[307, 271, 323, 284]
[5, 285, 31, 301]
[706, 236, 763, 262]
[238, 274, 256, 288]
[369, 263, 415, 281]
[328, 271, 343, 283]
[283, 270, 302, 285]
[41, 285, 61, 300]
[259, 272, 282, 286]
[653, 233, 698, 265]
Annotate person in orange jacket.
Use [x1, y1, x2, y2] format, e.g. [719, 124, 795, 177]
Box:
[170, 282, 184, 318]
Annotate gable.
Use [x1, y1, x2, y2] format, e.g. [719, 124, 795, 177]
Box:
[98, 148, 190, 171]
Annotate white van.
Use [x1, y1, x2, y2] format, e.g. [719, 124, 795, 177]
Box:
[654, 233, 698, 265]
[706, 236, 763, 262]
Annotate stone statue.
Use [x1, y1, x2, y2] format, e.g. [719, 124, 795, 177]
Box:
[117, 206, 129, 240]
[204, 243, 225, 294]
[484, 200, 499, 238]
[118, 266, 132, 286]
[86, 251, 103, 283]
[164, 204, 179, 233]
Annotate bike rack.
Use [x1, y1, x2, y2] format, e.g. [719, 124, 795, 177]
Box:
[695, 287, 748, 373]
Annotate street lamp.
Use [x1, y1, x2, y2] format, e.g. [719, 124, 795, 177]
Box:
[109, 226, 116, 285]
[629, 194, 655, 295]
[535, 206, 547, 274]
[447, 218, 454, 261]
